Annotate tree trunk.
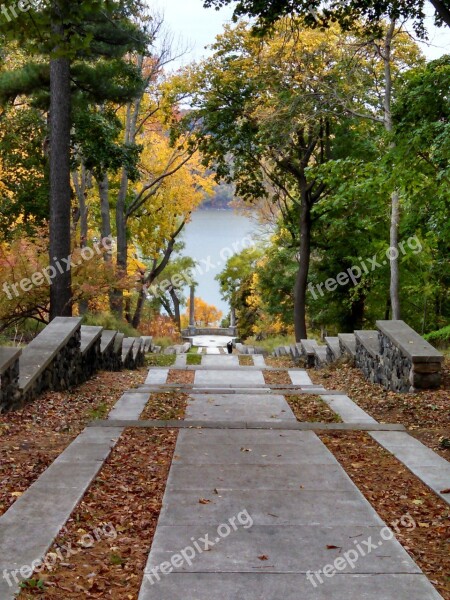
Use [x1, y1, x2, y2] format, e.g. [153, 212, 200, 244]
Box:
[49, 12, 72, 320]
[389, 190, 401, 319]
[131, 284, 146, 329]
[383, 21, 401, 319]
[98, 172, 112, 261]
[293, 192, 311, 341]
[112, 170, 128, 317]
[169, 287, 181, 331]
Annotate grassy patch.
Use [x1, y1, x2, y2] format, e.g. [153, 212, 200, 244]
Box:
[145, 354, 176, 367]
[187, 353, 202, 365]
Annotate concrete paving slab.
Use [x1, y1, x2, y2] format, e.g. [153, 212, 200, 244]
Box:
[0, 576, 17, 600]
[166, 464, 358, 492]
[186, 394, 294, 422]
[70, 426, 123, 445]
[175, 354, 187, 367]
[289, 370, 313, 385]
[195, 369, 265, 386]
[107, 391, 150, 420]
[253, 355, 266, 367]
[52, 441, 115, 464]
[158, 489, 385, 527]
[206, 347, 220, 354]
[201, 355, 239, 367]
[145, 368, 169, 385]
[320, 394, 377, 423]
[176, 428, 315, 446]
[146, 524, 420, 574]
[138, 573, 443, 600]
[172, 442, 337, 465]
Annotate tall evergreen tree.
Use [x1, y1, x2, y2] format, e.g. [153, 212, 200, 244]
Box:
[0, 0, 147, 318]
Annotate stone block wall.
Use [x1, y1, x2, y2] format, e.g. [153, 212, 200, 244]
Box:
[0, 356, 20, 412]
[18, 327, 82, 408]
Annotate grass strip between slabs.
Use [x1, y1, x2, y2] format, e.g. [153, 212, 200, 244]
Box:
[264, 356, 298, 369]
[167, 369, 195, 385]
[263, 369, 292, 385]
[145, 354, 176, 367]
[319, 431, 450, 600]
[16, 428, 177, 599]
[238, 355, 253, 366]
[285, 395, 342, 423]
[140, 392, 188, 421]
[0, 369, 146, 517]
[186, 354, 202, 366]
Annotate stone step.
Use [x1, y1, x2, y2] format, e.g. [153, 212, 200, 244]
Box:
[300, 339, 319, 367]
[325, 336, 342, 362]
[79, 326, 103, 382]
[338, 332, 356, 359]
[313, 345, 328, 368]
[121, 337, 135, 368]
[0, 347, 21, 413]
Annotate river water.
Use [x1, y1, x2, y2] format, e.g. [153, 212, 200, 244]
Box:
[180, 209, 258, 316]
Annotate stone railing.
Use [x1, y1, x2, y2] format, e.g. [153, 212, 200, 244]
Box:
[16, 317, 82, 409]
[79, 326, 103, 383]
[0, 347, 22, 412]
[355, 330, 380, 384]
[376, 320, 443, 392]
[0, 321, 154, 412]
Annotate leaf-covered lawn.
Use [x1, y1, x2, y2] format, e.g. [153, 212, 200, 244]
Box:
[140, 392, 188, 421]
[0, 369, 146, 516]
[16, 428, 177, 599]
[263, 369, 292, 385]
[167, 369, 195, 385]
[285, 395, 342, 423]
[320, 431, 450, 600]
[310, 359, 450, 459]
[238, 355, 253, 366]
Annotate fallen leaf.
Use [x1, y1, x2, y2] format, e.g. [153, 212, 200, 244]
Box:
[258, 555, 269, 561]
[199, 498, 212, 504]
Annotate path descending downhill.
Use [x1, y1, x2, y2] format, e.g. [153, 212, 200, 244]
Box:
[138, 351, 443, 599]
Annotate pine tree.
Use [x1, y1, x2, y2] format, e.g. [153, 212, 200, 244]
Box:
[0, 0, 147, 318]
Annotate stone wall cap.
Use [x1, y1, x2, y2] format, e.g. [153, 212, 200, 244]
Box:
[300, 339, 319, 354]
[80, 326, 103, 354]
[0, 346, 22, 374]
[355, 330, 380, 358]
[376, 320, 443, 363]
[100, 330, 117, 353]
[18, 317, 82, 391]
[113, 332, 125, 353]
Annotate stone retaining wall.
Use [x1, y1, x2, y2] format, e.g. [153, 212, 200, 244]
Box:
[18, 327, 82, 409]
[377, 321, 443, 392]
[0, 351, 21, 413]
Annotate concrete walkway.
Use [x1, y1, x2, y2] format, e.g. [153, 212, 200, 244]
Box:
[138, 357, 443, 599]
